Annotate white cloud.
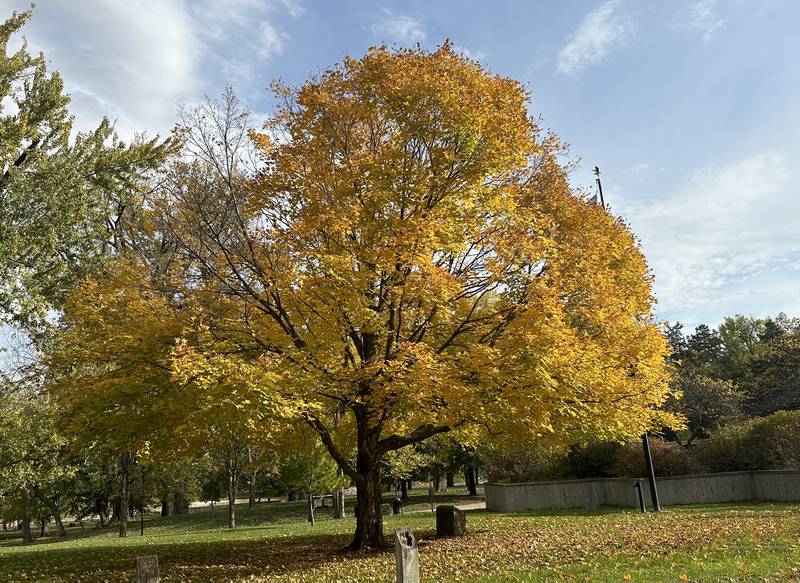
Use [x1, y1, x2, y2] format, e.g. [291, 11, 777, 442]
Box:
[9, 0, 200, 137]
[369, 9, 426, 45]
[556, 0, 632, 77]
[615, 153, 800, 326]
[686, 0, 725, 41]
[7, 0, 299, 138]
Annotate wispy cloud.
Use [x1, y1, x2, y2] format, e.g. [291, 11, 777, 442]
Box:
[8, 0, 201, 137]
[369, 9, 426, 45]
[686, 0, 725, 41]
[8, 0, 302, 136]
[451, 43, 487, 62]
[616, 152, 800, 326]
[556, 0, 632, 77]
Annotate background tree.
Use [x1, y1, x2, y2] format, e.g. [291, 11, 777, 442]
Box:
[667, 372, 743, 444]
[0, 394, 70, 542]
[0, 10, 168, 333]
[748, 331, 800, 416]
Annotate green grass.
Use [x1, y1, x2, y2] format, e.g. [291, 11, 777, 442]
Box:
[2, 495, 799, 582]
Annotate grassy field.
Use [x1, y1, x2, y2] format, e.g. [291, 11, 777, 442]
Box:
[2, 490, 799, 582]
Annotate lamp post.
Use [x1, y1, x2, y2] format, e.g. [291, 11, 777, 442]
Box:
[140, 463, 145, 535]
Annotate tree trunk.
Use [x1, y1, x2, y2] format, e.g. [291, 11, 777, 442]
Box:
[465, 466, 477, 496]
[161, 495, 172, 517]
[226, 460, 237, 529]
[21, 499, 32, 542]
[351, 430, 384, 550]
[173, 492, 188, 515]
[333, 489, 345, 518]
[32, 486, 66, 538]
[446, 472, 455, 488]
[119, 452, 131, 538]
[432, 466, 445, 493]
[287, 490, 296, 502]
[248, 470, 257, 508]
[400, 479, 408, 499]
[307, 493, 315, 525]
[97, 501, 108, 528]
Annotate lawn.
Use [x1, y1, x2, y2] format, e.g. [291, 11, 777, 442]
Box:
[2, 493, 799, 582]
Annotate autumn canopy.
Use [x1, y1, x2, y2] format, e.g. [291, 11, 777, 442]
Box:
[50, 44, 674, 549]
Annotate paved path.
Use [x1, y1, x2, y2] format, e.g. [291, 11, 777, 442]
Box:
[405, 500, 486, 514]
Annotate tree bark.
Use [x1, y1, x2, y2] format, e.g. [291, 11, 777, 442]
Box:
[400, 479, 408, 499]
[352, 460, 383, 550]
[21, 488, 33, 543]
[446, 471, 455, 488]
[248, 470, 257, 508]
[333, 489, 345, 518]
[226, 459, 238, 529]
[173, 492, 188, 515]
[118, 452, 131, 538]
[465, 466, 477, 496]
[307, 493, 315, 525]
[97, 500, 108, 528]
[432, 466, 445, 493]
[161, 495, 172, 517]
[350, 426, 384, 550]
[287, 490, 296, 502]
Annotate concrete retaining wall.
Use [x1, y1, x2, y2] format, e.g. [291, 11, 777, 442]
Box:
[485, 471, 800, 512]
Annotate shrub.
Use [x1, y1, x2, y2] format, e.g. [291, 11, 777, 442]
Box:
[697, 410, 800, 471]
[614, 438, 692, 477]
[481, 446, 567, 483]
[567, 441, 622, 478]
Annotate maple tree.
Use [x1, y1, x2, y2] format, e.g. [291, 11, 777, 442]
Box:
[140, 45, 675, 550]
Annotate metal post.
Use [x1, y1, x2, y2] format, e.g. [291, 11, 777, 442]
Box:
[633, 479, 645, 513]
[140, 465, 145, 536]
[642, 433, 661, 512]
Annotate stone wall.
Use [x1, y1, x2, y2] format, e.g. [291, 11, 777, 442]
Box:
[485, 471, 800, 512]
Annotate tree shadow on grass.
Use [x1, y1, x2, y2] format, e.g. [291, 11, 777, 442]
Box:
[0, 529, 412, 582]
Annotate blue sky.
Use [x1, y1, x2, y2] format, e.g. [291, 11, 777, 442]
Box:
[9, 0, 800, 330]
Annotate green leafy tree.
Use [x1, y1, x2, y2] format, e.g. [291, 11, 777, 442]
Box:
[684, 324, 724, 375]
[748, 331, 800, 416]
[0, 394, 70, 542]
[667, 372, 744, 444]
[0, 10, 168, 332]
